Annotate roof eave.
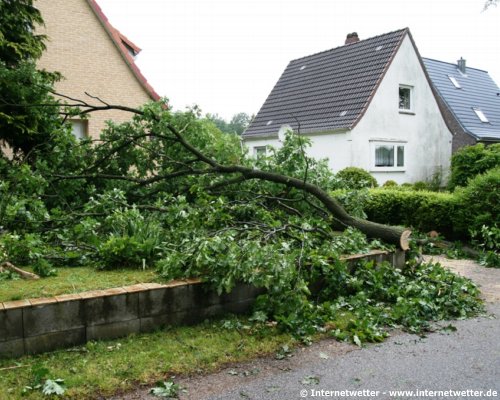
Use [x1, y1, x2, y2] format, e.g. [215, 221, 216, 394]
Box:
[85, 0, 161, 102]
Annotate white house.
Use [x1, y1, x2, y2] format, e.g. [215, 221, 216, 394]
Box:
[242, 28, 453, 185]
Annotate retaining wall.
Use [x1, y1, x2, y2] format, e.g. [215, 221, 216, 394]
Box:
[0, 250, 404, 358]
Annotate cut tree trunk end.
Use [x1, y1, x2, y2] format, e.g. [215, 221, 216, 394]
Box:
[0, 261, 40, 280]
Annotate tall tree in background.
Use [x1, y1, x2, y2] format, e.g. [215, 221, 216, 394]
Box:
[0, 0, 62, 158]
[206, 112, 252, 135]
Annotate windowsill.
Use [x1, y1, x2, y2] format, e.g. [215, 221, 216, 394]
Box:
[399, 110, 415, 115]
[370, 167, 406, 173]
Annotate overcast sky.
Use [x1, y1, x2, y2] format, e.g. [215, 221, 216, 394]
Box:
[96, 0, 500, 120]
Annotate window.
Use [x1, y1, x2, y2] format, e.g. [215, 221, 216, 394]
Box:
[473, 108, 489, 123]
[69, 119, 88, 139]
[253, 146, 267, 157]
[448, 75, 461, 89]
[372, 141, 405, 170]
[399, 85, 413, 112]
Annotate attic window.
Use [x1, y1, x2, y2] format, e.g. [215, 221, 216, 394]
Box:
[448, 75, 461, 89]
[399, 85, 413, 112]
[473, 108, 489, 123]
[300, 65, 307, 71]
[266, 120, 273, 126]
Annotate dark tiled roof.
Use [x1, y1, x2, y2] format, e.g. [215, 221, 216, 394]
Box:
[86, 0, 161, 101]
[423, 58, 500, 142]
[243, 29, 408, 138]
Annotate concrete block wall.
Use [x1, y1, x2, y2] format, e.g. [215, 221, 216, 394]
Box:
[0, 250, 405, 358]
[0, 279, 264, 358]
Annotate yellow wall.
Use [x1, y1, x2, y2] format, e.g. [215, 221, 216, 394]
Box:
[36, 0, 153, 139]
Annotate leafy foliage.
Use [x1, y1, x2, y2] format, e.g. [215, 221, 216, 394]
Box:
[150, 380, 180, 398]
[453, 167, 500, 235]
[364, 189, 457, 237]
[336, 167, 378, 189]
[205, 112, 252, 135]
[448, 143, 500, 190]
[472, 225, 500, 268]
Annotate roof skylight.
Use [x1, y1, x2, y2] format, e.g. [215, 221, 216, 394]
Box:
[448, 75, 461, 89]
[266, 120, 273, 126]
[473, 108, 489, 123]
[376, 45, 383, 51]
[300, 65, 307, 71]
[339, 111, 347, 117]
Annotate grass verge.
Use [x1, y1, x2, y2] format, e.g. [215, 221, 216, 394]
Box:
[0, 267, 158, 302]
[0, 316, 296, 399]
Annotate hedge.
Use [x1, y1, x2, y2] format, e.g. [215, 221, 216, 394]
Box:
[357, 169, 499, 239]
[363, 189, 458, 237]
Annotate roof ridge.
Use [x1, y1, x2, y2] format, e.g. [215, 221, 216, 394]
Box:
[290, 27, 409, 63]
[422, 57, 488, 73]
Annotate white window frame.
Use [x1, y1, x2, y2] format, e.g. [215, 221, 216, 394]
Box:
[448, 75, 462, 89]
[253, 145, 267, 157]
[473, 107, 489, 123]
[370, 140, 406, 172]
[398, 85, 414, 114]
[69, 119, 88, 140]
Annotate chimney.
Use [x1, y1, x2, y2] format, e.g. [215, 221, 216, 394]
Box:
[345, 32, 360, 45]
[457, 57, 466, 74]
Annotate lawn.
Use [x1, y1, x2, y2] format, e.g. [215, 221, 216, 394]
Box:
[0, 267, 158, 303]
[0, 316, 296, 399]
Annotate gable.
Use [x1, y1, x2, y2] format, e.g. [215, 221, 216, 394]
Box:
[243, 29, 408, 138]
[36, 0, 159, 103]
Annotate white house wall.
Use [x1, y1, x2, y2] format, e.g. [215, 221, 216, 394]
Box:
[245, 131, 352, 171]
[244, 35, 452, 185]
[351, 35, 452, 184]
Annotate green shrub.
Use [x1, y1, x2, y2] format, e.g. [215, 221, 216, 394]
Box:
[453, 167, 500, 236]
[412, 181, 429, 191]
[97, 208, 164, 269]
[330, 189, 370, 219]
[382, 180, 398, 188]
[471, 225, 500, 268]
[365, 189, 457, 236]
[449, 143, 500, 190]
[336, 167, 378, 189]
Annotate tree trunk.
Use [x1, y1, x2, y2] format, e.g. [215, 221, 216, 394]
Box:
[0, 261, 40, 280]
[216, 165, 412, 250]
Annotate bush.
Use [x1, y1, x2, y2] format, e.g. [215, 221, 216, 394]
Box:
[471, 225, 500, 268]
[453, 167, 500, 236]
[412, 181, 429, 191]
[365, 189, 457, 237]
[382, 180, 398, 188]
[336, 167, 378, 189]
[449, 143, 500, 190]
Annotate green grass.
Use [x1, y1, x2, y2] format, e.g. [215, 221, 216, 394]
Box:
[0, 267, 158, 302]
[0, 317, 296, 399]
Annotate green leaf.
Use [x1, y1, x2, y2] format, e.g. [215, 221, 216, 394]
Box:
[42, 379, 65, 396]
[150, 380, 180, 398]
[301, 375, 320, 385]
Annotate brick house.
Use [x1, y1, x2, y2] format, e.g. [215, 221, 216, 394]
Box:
[36, 0, 160, 139]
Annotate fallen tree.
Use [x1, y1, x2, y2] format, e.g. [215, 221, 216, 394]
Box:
[50, 96, 411, 251]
